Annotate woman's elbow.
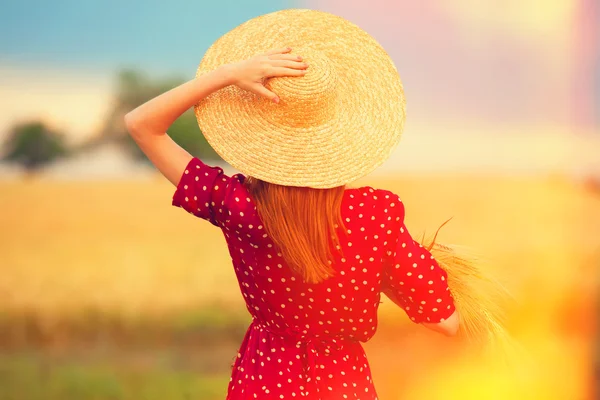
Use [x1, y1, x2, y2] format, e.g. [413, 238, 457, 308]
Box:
[422, 310, 460, 337]
[442, 324, 459, 337]
[440, 310, 460, 336]
[124, 113, 141, 136]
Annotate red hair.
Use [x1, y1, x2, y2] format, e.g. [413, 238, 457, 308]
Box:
[245, 177, 347, 284]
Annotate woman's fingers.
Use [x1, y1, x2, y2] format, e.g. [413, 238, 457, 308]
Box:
[269, 60, 308, 69]
[251, 83, 280, 103]
[264, 47, 292, 56]
[250, 67, 308, 102]
[269, 53, 303, 62]
[267, 67, 308, 78]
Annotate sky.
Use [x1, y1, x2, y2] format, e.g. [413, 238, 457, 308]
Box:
[0, 0, 295, 141]
[0, 0, 295, 75]
[0, 0, 598, 145]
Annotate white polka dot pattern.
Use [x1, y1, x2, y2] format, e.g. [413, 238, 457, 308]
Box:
[172, 157, 456, 399]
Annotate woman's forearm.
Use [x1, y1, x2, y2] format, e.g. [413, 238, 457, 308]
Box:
[124, 65, 235, 136]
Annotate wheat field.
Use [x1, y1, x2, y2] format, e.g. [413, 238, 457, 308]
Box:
[0, 173, 598, 399]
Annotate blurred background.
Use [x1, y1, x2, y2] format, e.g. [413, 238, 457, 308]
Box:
[0, 1, 599, 399]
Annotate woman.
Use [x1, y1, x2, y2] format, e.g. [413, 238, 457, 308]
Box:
[125, 9, 460, 399]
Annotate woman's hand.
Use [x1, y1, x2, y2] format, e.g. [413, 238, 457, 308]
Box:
[226, 47, 309, 103]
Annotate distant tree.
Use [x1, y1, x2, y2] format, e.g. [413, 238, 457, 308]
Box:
[2, 121, 68, 175]
[101, 69, 221, 163]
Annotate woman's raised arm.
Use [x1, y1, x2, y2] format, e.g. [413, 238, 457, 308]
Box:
[124, 66, 235, 187]
[123, 47, 307, 187]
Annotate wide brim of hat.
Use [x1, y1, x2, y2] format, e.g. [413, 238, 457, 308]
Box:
[194, 9, 406, 189]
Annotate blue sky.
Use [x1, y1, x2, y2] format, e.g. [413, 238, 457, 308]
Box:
[0, 0, 294, 75]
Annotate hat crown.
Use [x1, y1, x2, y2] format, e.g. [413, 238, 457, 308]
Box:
[195, 9, 406, 188]
[264, 48, 338, 129]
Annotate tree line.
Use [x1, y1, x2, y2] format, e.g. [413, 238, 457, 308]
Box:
[1, 69, 220, 175]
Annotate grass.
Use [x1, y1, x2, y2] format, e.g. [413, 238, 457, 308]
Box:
[0, 306, 251, 349]
[0, 172, 598, 399]
[0, 351, 229, 400]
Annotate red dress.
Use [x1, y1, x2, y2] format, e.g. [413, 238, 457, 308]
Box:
[172, 157, 456, 400]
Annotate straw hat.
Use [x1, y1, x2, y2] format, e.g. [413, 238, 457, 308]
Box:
[194, 9, 406, 189]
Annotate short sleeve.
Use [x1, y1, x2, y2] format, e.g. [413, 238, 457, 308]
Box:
[381, 194, 456, 324]
[172, 157, 234, 227]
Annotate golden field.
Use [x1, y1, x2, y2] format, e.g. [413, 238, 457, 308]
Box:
[0, 173, 598, 400]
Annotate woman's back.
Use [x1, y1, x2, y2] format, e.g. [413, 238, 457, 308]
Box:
[172, 157, 455, 399]
[230, 184, 389, 343]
